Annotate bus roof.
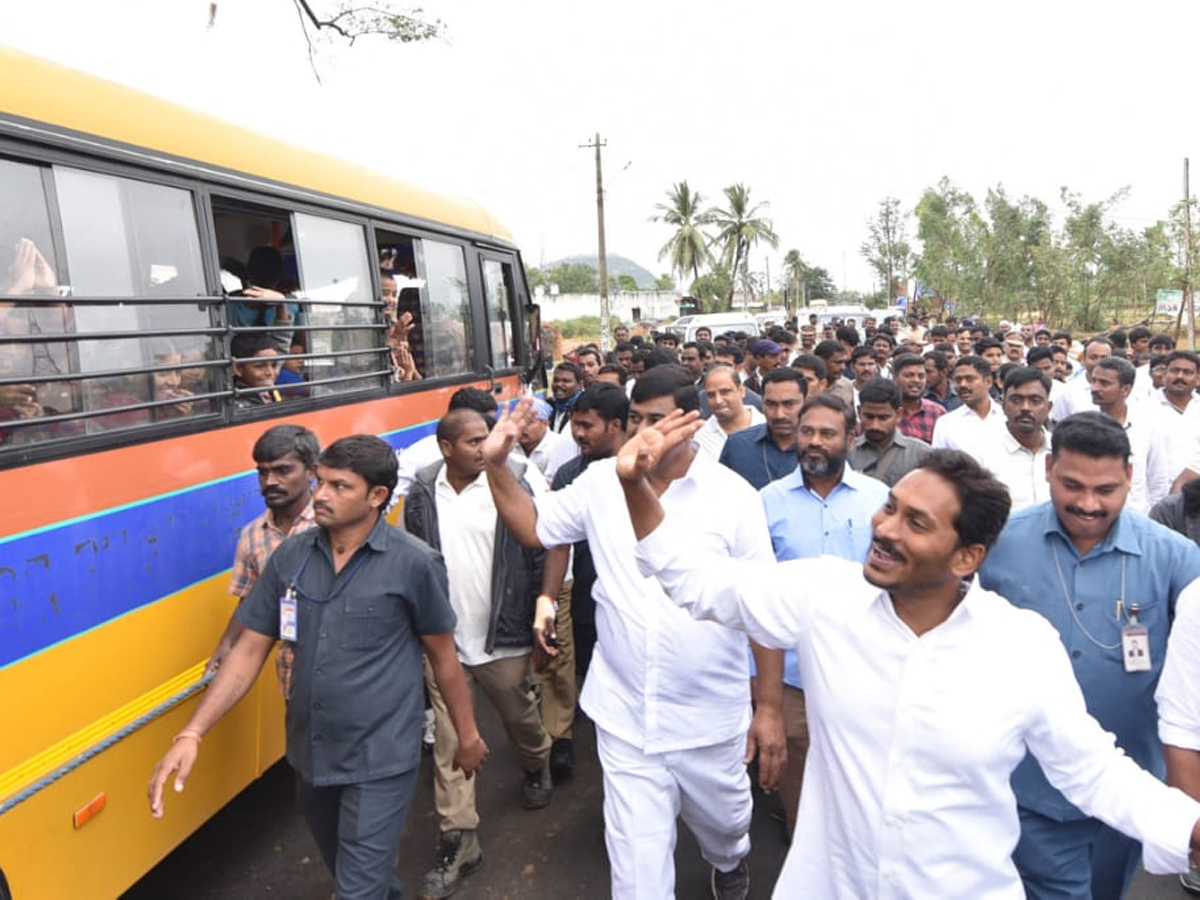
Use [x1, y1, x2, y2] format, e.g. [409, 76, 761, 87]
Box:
[0, 47, 514, 244]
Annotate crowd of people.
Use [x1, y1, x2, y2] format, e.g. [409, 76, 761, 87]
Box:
[145, 309, 1200, 900]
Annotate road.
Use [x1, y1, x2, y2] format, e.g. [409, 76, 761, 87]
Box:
[123, 701, 1191, 899]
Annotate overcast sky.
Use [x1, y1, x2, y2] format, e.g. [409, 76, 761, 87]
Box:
[6, 0, 1199, 293]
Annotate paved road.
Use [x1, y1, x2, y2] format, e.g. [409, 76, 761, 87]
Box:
[123, 701, 1192, 899]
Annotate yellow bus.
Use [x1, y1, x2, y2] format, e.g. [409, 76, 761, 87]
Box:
[0, 48, 542, 899]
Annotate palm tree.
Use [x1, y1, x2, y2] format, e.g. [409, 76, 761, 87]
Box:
[707, 184, 779, 308]
[783, 248, 809, 310]
[650, 181, 711, 291]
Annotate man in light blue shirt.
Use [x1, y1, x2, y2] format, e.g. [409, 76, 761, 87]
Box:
[758, 392, 888, 838]
[979, 412, 1200, 900]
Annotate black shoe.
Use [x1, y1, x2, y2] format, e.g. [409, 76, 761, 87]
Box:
[418, 829, 483, 899]
[522, 761, 552, 809]
[711, 857, 749, 900]
[549, 737, 575, 779]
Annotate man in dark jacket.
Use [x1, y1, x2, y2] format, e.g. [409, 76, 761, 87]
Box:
[404, 408, 551, 899]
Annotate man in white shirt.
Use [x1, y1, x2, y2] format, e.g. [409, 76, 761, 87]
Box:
[403, 409, 552, 898]
[977, 367, 1053, 512]
[617, 422, 1200, 899]
[479, 365, 785, 900]
[931, 355, 1004, 460]
[517, 397, 577, 484]
[694, 365, 764, 458]
[1052, 336, 1112, 424]
[1090, 356, 1171, 512]
[1158, 579, 1200, 894]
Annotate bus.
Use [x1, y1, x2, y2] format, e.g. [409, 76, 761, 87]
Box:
[0, 48, 542, 899]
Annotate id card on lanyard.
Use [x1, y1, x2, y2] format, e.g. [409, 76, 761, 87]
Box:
[280, 586, 298, 641]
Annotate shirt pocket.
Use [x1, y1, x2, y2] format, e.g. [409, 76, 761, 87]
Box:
[340, 600, 401, 651]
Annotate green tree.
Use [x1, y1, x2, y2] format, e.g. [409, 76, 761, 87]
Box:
[913, 178, 986, 319]
[651, 181, 711, 289]
[782, 249, 809, 307]
[614, 274, 638, 292]
[707, 184, 779, 307]
[804, 266, 838, 301]
[861, 197, 913, 302]
[689, 265, 734, 311]
[549, 263, 600, 293]
[654, 273, 676, 291]
[982, 186, 1049, 322]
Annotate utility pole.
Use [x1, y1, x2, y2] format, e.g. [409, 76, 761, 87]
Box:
[580, 133, 610, 352]
[1187, 158, 1196, 349]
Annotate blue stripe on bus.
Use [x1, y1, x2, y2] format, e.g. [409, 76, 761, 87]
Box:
[0, 423, 437, 670]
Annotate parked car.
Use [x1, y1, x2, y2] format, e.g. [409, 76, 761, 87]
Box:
[670, 312, 762, 343]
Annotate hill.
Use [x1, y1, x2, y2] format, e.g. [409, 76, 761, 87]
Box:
[549, 253, 658, 290]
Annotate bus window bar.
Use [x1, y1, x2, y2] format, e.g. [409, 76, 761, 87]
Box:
[0, 672, 214, 819]
[233, 367, 393, 397]
[232, 346, 391, 366]
[0, 327, 227, 345]
[0, 390, 230, 432]
[0, 358, 227, 388]
[230, 322, 389, 335]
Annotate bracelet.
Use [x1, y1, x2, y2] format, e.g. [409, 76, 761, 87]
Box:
[173, 729, 203, 744]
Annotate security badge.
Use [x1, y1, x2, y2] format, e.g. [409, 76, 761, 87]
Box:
[280, 586, 298, 642]
[1121, 603, 1150, 674]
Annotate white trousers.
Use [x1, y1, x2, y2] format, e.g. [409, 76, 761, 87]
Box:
[596, 725, 752, 899]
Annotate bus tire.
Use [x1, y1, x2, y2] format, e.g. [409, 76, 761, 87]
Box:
[0, 865, 11, 900]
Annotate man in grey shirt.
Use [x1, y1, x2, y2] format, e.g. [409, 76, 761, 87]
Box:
[850, 377, 931, 487]
[149, 435, 486, 899]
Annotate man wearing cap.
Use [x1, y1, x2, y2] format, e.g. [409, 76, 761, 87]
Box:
[517, 397, 578, 489]
[1004, 332, 1028, 364]
[746, 339, 782, 395]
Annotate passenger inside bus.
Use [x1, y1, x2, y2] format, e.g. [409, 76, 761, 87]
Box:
[232, 332, 285, 406]
[88, 339, 196, 430]
[226, 246, 299, 352]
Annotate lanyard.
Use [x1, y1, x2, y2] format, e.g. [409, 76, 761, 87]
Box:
[288, 540, 370, 604]
[1050, 539, 1127, 651]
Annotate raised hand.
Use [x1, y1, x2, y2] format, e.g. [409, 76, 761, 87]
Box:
[482, 397, 534, 466]
[614, 409, 703, 484]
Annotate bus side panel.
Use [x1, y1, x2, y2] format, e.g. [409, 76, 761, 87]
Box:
[0, 589, 270, 899]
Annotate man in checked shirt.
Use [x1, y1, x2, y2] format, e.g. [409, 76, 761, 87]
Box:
[207, 423, 319, 691]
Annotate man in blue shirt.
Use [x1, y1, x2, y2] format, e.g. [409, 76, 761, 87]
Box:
[758, 392, 888, 838]
[719, 368, 807, 489]
[980, 412, 1200, 900]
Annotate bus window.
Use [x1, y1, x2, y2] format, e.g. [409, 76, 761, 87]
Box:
[482, 257, 517, 370]
[419, 238, 474, 378]
[293, 213, 384, 395]
[53, 168, 213, 433]
[376, 234, 424, 382]
[0, 159, 73, 442]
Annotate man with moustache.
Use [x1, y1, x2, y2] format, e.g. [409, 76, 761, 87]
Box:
[207, 424, 320, 677]
[759, 391, 887, 838]
[931, 356, 1005, 461]
[850, 378, 932, 488]
[980, 413, 1200, 900]
[719, 368, 809, 490]
[150, 435, 487, 900]
[695, 366, 764, 459]
[976, 367, 1053, 512]
[619, 420, 1200, 899]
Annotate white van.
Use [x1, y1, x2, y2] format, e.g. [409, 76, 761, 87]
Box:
[671, 312, 761, 343]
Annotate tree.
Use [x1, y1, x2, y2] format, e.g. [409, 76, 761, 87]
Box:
[707, 184, 779, 308]
[654, 273, 676, 291]
[548, 263, 599, 293]
[651, 181, 712, 289]
[860, 197, 913, 302]
[913, 178, 986, 319]
[782, 249, 809, 307]
[209, 2, 446, 81]
[614, 274, 638, 292]
[689, 265, 734, 312]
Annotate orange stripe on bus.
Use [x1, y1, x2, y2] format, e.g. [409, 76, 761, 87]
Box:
[6, 381, 510, 535]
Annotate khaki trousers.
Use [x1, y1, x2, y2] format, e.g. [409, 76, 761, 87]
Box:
[535, 580, 578, 740]
[424, 652, 550, 832]
[780, 685, 810, 839]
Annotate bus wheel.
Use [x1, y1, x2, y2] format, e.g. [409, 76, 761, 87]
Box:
[0, 866, 10, 900]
